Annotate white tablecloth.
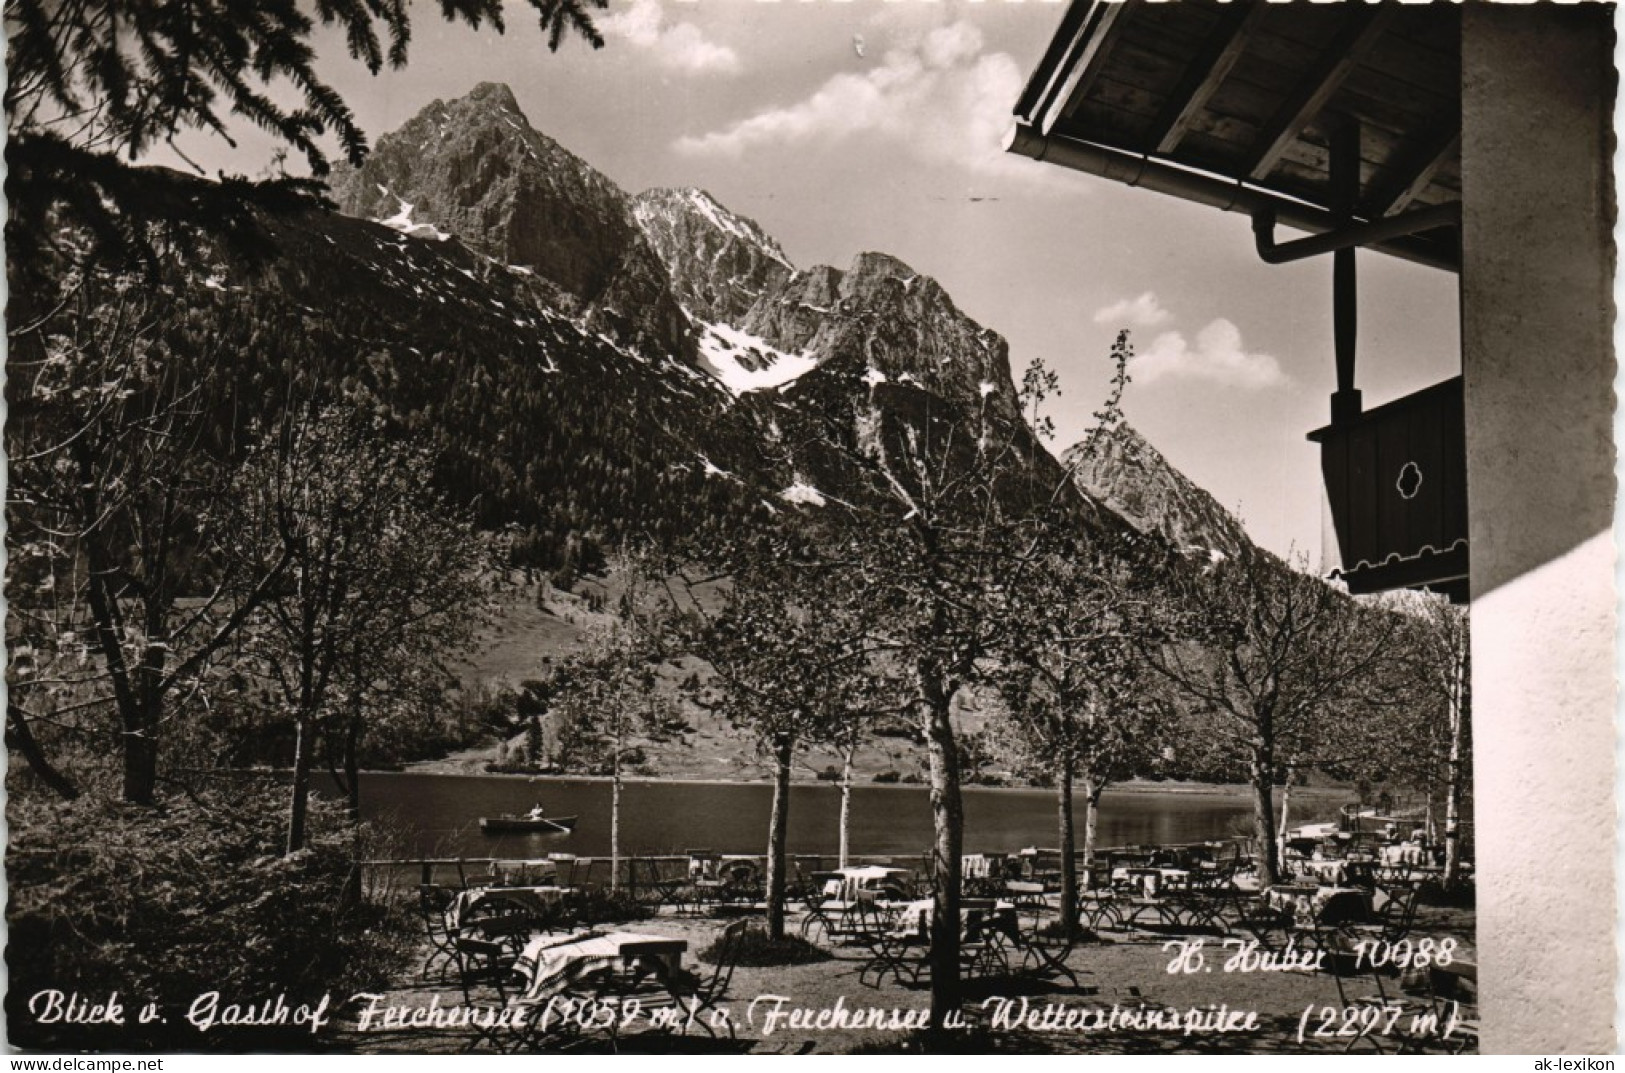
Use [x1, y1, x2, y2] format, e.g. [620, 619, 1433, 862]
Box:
[825, 866, 909, 899]
[1111, 867, 1190, 896]
[1380, 842, 1428, 866]
[517, 930, 687, 1003]
[448, 886, 571, 930]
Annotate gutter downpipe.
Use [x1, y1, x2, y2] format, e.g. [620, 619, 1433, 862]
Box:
[1003, 123, 1461, 275]
[1253, 202, 1463, 264]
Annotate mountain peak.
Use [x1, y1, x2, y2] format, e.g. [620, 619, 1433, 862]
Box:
[329, 86, 692, 356]
[847, 251, 921, 287]
[1064, 422, 1254, 559]
[632, 187, 793, 323]
[464, 81, 523, 114]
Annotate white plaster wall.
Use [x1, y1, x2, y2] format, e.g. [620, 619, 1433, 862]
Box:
[1461, 4, 1617, 1054]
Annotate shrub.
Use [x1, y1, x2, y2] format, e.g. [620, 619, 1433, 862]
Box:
[814, 765, 841, 782]
[6, 781, 415, 1050]
[570, 887, 652, 925]
[695, 922, 831, 967]
[873, 770, 901, 784]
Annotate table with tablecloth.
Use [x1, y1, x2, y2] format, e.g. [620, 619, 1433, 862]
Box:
[1294, 856, 1378, 885]
[516, 930, 688, 1005]
[891, 898, 1018, 939]
[1263, 884, 1388, 927]
[1110, 866, 1190, 897]
[447, 886, 574, 930]
[1380, 842, 1428, 866]
[824, 865, 910, 900]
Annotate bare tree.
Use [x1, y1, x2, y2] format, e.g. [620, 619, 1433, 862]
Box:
[549, 567, 688, 890]
[1147, 551, 1410, 883]
[676, 555, 902, 940]
[996, 340, 1174, 924]
[6, 275, 290, 804]
[229, 406, 490, 853]
[1415, 597, 1470, 888]
[998, 536, 1174, 928]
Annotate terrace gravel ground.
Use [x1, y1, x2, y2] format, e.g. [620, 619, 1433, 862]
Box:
[332, 902, 1475, 1054]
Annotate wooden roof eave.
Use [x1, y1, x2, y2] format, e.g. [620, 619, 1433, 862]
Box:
[1002, 124, 1460, 274]
[1010, 0, 1463, 273]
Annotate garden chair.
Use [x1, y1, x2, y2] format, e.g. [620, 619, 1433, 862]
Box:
[720, 859, 764, 905]
[1231, 892, 1298, 953]
[567, 920, 752, 1049]
[1338, 883, 1421, 946]
[798, 875, 852, 942]
[1014, 901, 1086, 989]
[547, 853, 581, 887]
[461, 893, 545, 959]
[857, 905, 927, 988]
[418, 884, 461, 980]
[1309, 912, 1478, 1054]
[958, 900, 1014, 980]
[1076, 887, 1125, 932]
[669, 919, 751, 1038]
[453, 932, 527, 1052]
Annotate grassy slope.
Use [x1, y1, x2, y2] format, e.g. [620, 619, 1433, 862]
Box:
[436, 569, 1359, 800]
[428, 567, 961, 783]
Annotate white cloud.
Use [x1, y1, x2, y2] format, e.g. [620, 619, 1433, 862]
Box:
[673, 21, 1044, 182]
[600, 0, 740, 75]
[1093, 291, 1172, 329]
[1135, 319, 1287, 389]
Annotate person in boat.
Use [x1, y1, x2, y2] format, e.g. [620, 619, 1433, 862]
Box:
[525, 803, 547, 820]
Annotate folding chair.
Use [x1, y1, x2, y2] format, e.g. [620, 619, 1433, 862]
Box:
[418, 884, 461, 980]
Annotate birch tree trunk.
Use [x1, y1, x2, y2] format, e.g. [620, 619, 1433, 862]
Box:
[1081, 776, 1101, 887]
[920, 667, 963, 1031]
[342, 712, 362, 822]
[1442, 649, 1468, 889]
[1251, 749, 1279, 884]
[1276, 770, 1294, 867]
[838, 744, 855, 869]
[766, 736, 794, 940]
[611, 718, 624, 892]
[1057, 756, 1078, 932]
[287, 716, 314, 854]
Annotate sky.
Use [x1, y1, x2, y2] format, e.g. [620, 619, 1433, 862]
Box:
[156, 0, 1463, 561]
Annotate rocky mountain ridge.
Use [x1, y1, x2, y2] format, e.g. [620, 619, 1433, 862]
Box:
[332, 83, 1025, 428]
[330, 82, 693, 360]
[1065, 422, 1254, 560]
[323, 80, 1258, 571]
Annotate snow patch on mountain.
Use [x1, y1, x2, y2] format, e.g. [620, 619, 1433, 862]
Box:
[780, 480, 827, 507]
[377, 193, 452, 241]
[696, 321, 819, 395]
[677, 189, 791, 269]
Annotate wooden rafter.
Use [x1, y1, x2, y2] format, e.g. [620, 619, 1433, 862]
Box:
[1145, 2, 1270, 156]
[1244, 5, 1398, 183]
[1038, 0, 1134, 137]
[1366, 127, 1461, 217]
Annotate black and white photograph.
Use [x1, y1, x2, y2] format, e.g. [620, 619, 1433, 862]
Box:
[3, 0, 1615, 1056]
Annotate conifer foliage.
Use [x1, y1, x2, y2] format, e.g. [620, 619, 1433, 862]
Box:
[6, 0, 605, 173]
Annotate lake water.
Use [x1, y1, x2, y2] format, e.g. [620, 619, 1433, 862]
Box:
[346, 773, 1342, 861]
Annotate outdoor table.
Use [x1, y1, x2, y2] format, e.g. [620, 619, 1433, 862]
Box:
[1380, 842, 1428, 867]
[448, 886, 573, 930]
[884, 899, 1019, 981]
[1004, 880, 1050, 907]
[516, 930, 689, 1005]
[1112, 866, 1190, 896]
[1298, 858, 1354, 884]
[898, 898, 1018, 938]
[1263, 884, 1385, 927]
[826, 865, 909, 900]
